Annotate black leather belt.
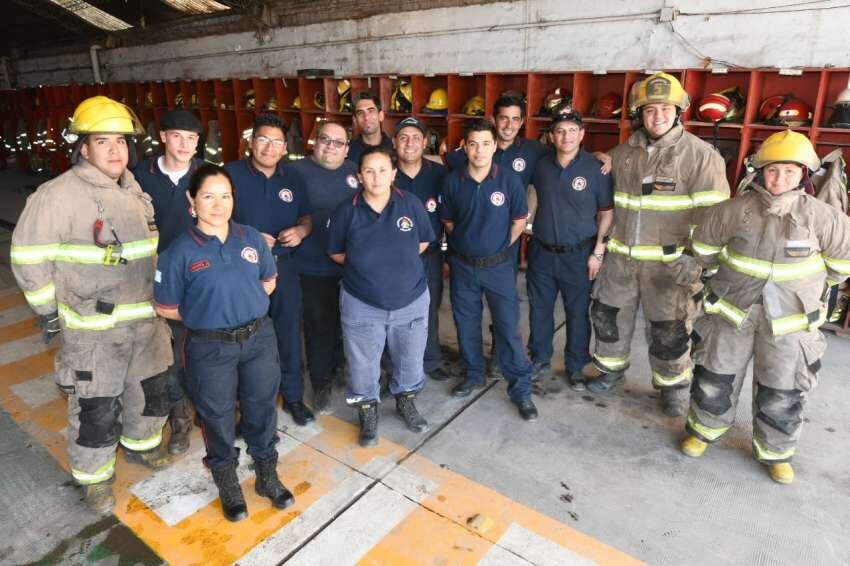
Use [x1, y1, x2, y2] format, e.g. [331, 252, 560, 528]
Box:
[189, 316, 268, 343]
[455, 249, 509, 268]
[537, 237, 594, 254]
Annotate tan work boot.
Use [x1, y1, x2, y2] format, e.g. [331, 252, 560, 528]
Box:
[124, 446, 172, 471]
[768, 462, 794, 485]
[83, 481, 115, 515]
[680, 435, 708, 457]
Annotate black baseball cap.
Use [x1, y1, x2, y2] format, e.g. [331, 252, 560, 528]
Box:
[160, 109, 202, 133]
[551, 108, 584, 128]
[394, 116, 428, 136]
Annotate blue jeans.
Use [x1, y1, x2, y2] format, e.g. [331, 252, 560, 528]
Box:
[341, 289, 429, 404]
[526, 239, 593, 372]
[448, 255, 532, 402]
[186, 317, 280, 469]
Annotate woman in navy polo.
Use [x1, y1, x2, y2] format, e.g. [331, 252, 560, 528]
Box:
[154, 164, 294, 522]
[327, 146, 435, 447]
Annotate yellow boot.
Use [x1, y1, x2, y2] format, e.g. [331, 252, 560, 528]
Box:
[768, 462, 794, 485]
[680, 435, 708, 458]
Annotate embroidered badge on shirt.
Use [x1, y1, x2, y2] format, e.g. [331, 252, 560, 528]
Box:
[346, 175, 358, 189]
[425, 197, 437, 213]
[189, 259, 211, 273]
[490, 191, 505, 206]
[241, 247, 259, 264]
[512, 158, 526, 172]
[279, 188, 293, 202]
[572, 176, 587, 191]
[397, 216, 414, 232]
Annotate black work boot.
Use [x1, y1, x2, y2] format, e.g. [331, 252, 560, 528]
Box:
[285, 400, 316, 426]
[395, 392, 429, 433]
[167, 397, 193, 455]
[586, 371, 624, 394]
[313, 385, 333, 415]
[125, 445, 172, 470]
[660, 387, 689, 417]
[211, 464, 248, 522]
[83, 480, 115, 515]
[357, 402, 379, 447]
[253, 458, 295, 509]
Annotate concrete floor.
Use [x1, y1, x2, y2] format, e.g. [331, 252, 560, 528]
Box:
[0, 169, 848, 565]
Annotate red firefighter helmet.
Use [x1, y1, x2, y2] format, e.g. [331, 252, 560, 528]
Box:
[759, 95, 812, 126]
[591, 92, 623, 119]
[697, 93, 733, 122]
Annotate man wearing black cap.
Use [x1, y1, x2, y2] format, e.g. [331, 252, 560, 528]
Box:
[134, 108, 204, 455]
[393, 117, 449, 381]
[526, 109, 613, 390]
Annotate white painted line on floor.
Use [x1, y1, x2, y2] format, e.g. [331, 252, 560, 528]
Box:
[130, 435, 301, 526]
[0, 334, 51, 366]
[237, 471, 373, 566]
[277, 407, 324, 443]
[486, 523, 596, 566]
[381, 462, 438, 503]
[0, 304, 38, 326]
[360, 455, 396, 479]
[283, 483, 418, 566]
[11, 373, 59, 408]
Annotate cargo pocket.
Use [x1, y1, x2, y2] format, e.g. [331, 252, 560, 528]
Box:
[795, 333, 826, 392]
[54, 344, 96, 397]
[139, 372, 170, 417]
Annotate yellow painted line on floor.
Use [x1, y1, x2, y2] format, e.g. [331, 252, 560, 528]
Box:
[0, 291, 27, 311]
[0, 316, 40, 343]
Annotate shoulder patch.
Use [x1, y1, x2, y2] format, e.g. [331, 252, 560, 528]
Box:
[240, 247, 259, 264]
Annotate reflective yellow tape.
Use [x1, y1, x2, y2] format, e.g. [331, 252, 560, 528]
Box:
[691, 191, 729, 207]
[72, 455, 116, 485]
[719, 247, 825, 282]
[770, 310, 825, 336]
[823, 255, 850, 276]
[704, 293, 747, 328]
[752, 437, 795, 462]
[120, 428, 163, 452]
[58, 301, 155, 331]
[23, 282, 56, 306]
[687, 414, 730, 441]
[614, 190, 728, 212]
[593, 355, 629, 372]
[652, 367, 692, 387]
[692, 240, 722, 256]
[607, 238, 684, 263]
[10, 237, 158, 266]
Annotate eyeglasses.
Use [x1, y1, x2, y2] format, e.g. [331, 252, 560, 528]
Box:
[318, 134, 347, 148]
[255, 135, 286, 148]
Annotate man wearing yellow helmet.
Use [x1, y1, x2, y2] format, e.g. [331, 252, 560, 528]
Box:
[682, 130, 850, 484]
[10, 96, 174, 514]
[586, 72, 730, 418]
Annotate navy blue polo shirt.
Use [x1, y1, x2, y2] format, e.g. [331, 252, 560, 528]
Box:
[444, 137, 548, 187]
[154, 222, 277, 331]
[532, 149, 613, 246]
[327, 189, 435, 311]
[288, 157, 361, 277]
[395, 159, 446, 250]
[347, 133, 394, 168]
[133, 156, 203, 253]
[440, 164, 528, 259]
[224, 158, 313, 257]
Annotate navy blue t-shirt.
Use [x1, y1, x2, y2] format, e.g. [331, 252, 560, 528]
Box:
[225, 158, 313, 257]
[154, 222, 277, 330]
[133, 156, 203, 253]
[347, 133, 394, 168]
[327, 189, 435, 311]
[288, 157, 361, 277]
[440, 164, 528, 259]
[531, 149, 614, 246]
[444, 137, 548, 187]
[395, 159, 446, 250]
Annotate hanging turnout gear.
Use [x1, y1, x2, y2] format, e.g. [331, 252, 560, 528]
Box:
[812, 148, 848, 213]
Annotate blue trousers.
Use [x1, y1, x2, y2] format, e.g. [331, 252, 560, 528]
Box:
[166, 319, 188, 405]
[269, 255, 304, 404]
[448, 256, 532, 402]
[422, 247, 444, 372]
[186, 317, 280, 469]
[341, 289, 429, 405]
[526, 239, 593, 373]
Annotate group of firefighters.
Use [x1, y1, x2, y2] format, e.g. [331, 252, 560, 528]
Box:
[9, 70, 850, 521]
